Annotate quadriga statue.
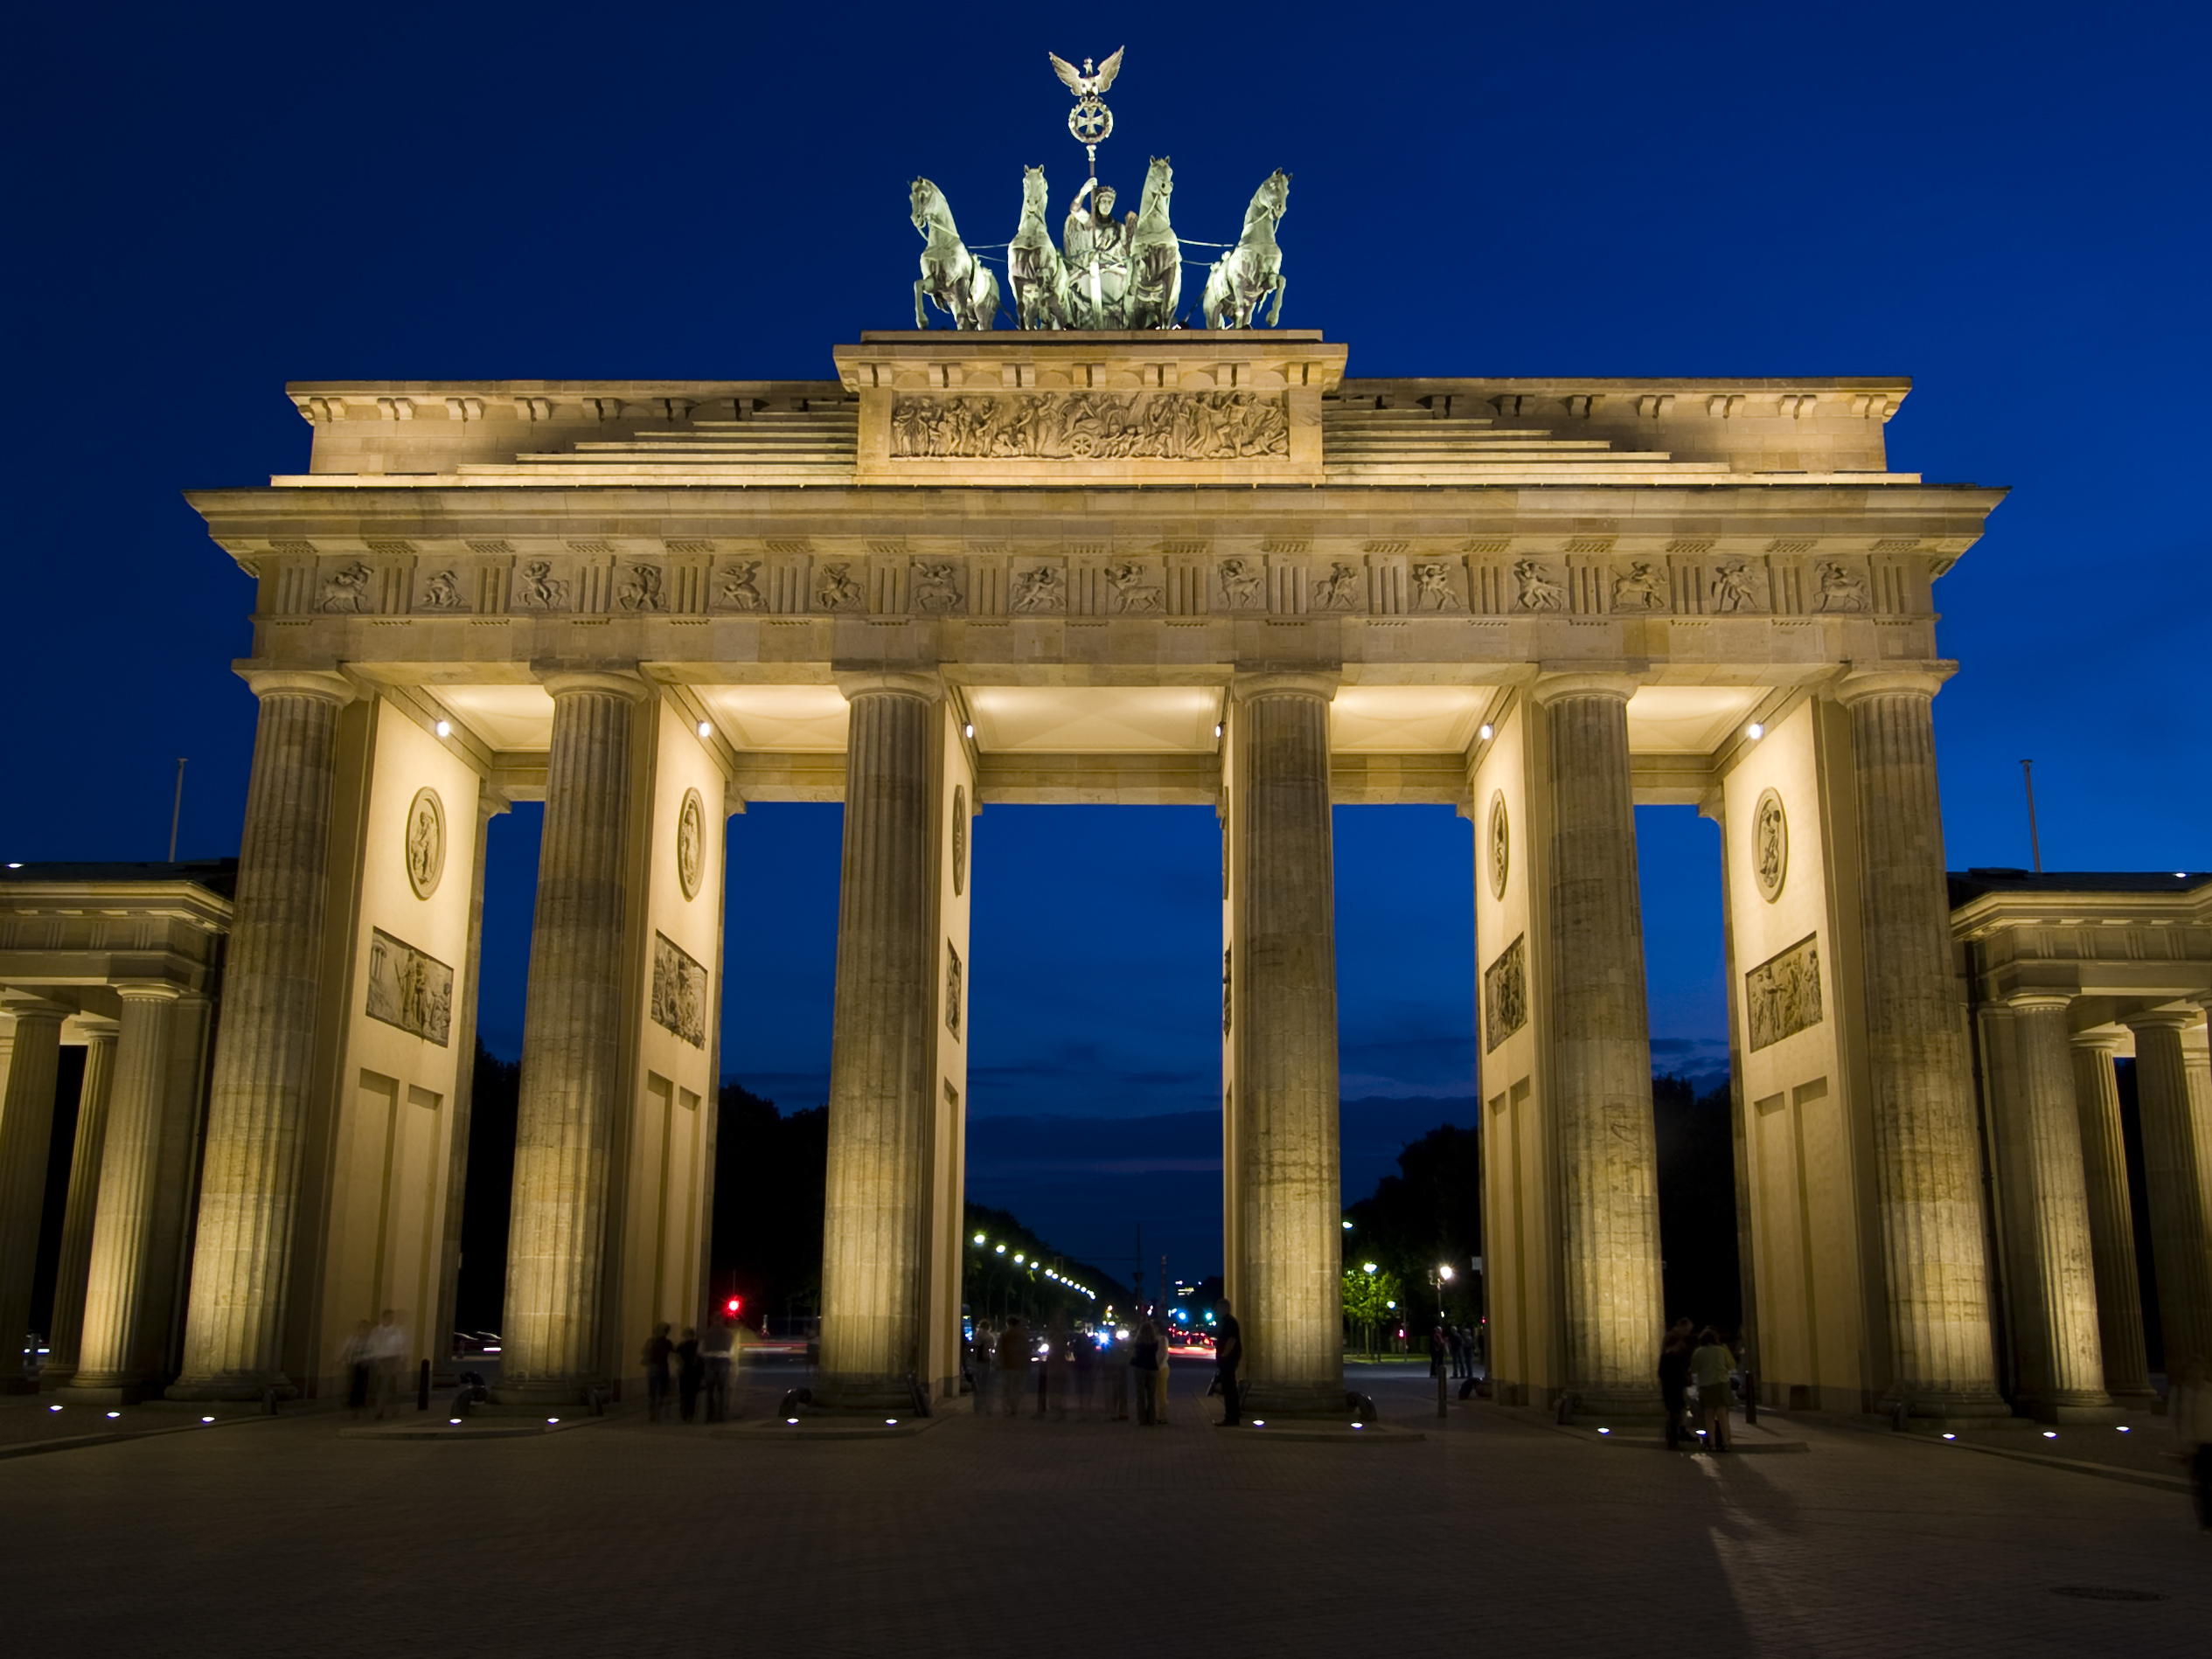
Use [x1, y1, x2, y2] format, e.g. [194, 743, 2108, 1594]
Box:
[910, 177, 1000, 331]
[1201, 170, 1290, 330]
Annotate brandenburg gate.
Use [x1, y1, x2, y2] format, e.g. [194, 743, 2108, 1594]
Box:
[101, 318, 2047, 1423]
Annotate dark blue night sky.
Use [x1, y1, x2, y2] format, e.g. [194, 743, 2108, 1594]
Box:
[7, 3, 2205, 1280]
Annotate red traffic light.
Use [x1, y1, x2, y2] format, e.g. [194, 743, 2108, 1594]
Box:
[725, 1297, 741, 1315]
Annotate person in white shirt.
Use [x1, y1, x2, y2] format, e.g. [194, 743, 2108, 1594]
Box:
[368, 1308, 409, 1420]
[1688, 1327, 1736, 1452]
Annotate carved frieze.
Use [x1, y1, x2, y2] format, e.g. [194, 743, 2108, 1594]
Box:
[945, 941, 963, 1037]
[405, 788, 445, 899]
[813, 562, 865, 613]
[1311, 562, 1362, 610]
[1513, 559, 1565, 613]
[366, 927, 452, 1046]
[1105, 559, 1163, 613]
[1815, 560, 1869, 612]
[650, 932, 708, 1047]
[1217, 557, 1264, 610]
[418, 569, 468, 612]
[321, 563, 374, 613]
[911, 562, 964, 614]
[1010, 565, 1067, 613]
[1409, 560, 1464, 612]
[512, 560, 571, 611]
[1745, 933, 1821, 1052]
[1709, 559, 1766, 614]
[1484, 934, 1527, 1052]
[1610, 561, 1668, 612]
[616, 563, 667, 613]
[889, 391, 1290, 462]
[718, 560, 765, 611]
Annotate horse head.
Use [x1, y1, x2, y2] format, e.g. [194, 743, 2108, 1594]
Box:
[1144, 156, 1173, 208]
[1021, 165, 1049, 216]
[910, 177, 943, 235]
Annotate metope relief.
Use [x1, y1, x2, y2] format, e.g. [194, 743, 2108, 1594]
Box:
[1217, 558, 1263, 609]
[418, 569, 468, 612]
[512, 560, 571, 611]
[813, 562, 865, 613]
[1487, 792, 1510, 900]
[1513, 559, 1565, 613]
[1753, 788, 1788, 903]
[1311, 562, 1362, 610]
[1815, 561, 1868, 613]
[405, 788, 445, 899]
[1410, 561, 1464, 612]
[1105, 560, 1163, 613]
[677, 788, 705, 901]
[650, 932, 708, 1048]
[616, 563, 666, 612]
[322, 563, 374, 613]
[1745, 934, 1822, 1052]
[1483, 934, 1528, 1052]
[1010, 565, 1068, 613]
[1709, 559, 1766, 614]
[1611, 561, 1668, 612]
[717, 560, 765, 610]
[911, 562, 964, 614]
[365, 928, 453, 1046]
[888, 391, 1290, 462]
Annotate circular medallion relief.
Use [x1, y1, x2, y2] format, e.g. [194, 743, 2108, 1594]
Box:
[1753, 787, 1789, 903]
[1487, 791, 1510, 900]
[677, 788, 705, 901]
[405, 788, 445, 899]
[951, 786, 968, 897]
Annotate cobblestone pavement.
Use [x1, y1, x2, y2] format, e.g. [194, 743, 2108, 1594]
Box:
[3, 1370, 2205, 1657]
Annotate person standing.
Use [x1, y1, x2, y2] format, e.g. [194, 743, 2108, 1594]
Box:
[998, 1315, 1028, 1418]
[2171, 1354, 2212, 1530]
[1132, 1321, 1161, 1426]
[1658, 1318, 1695, 1449]
[642, 1322, 675, 1423]
[700, 1315, 735, 1423]
[339, 1320, 374, 1420]
[1429, 1323, 1448, 1379]
[1152, 1318, 1172, 1425]
[1689, 1326, 1736, 1451]
[1214, 1300, 1242, 1426]
[675, 1327, 704, 1423]
[1105, 1325, 1130, 1421]
[1446, 1323, 1466, 1380]
[971, 1318, 998, 1415]
[369, 1308, 408, 1420]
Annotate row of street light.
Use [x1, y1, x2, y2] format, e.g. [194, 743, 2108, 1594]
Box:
[970, 1231, 1099, 1302]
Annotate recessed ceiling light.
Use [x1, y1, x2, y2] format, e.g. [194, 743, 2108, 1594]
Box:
[1746, 722, 1764, 739]
[435, 720, 451, 738]
[697, 720, 713, 738]
[1214, 724, 1224, 738]
[963, 722, 974, 739]
[1478, 723, 1493, 740]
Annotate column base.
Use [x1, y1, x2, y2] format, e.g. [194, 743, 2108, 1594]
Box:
[1562, 1385, 1667, 1421]
[487, 1377, 612, 1412]
[164, 1372, 299, 1403]
[53, 1379, 150, 1406]
[1239, 1378, 1353, 1420]
[1884, 1389, 2014, 1429]
[2017, 1392, 2129, 1426]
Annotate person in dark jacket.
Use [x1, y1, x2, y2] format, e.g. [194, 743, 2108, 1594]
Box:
[1214, 1300, 1242, 1426]
[642, 1322, 675, 1423]
[676, 1327, 704, 1423]
[1658, 1318, 1694, 1448]
[1132, 1321, 1162, 1426]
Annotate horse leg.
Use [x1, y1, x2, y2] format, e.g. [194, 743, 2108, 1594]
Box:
[1268, 273, 1287, 329]
[915, 277, 929, 330]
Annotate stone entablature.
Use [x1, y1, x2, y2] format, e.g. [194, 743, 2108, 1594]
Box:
[1951, 870, 2212, 1035]
[0, 864, 235, 997]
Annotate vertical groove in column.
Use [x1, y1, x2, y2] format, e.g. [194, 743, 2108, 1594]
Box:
[171, 690, 343, 1395]
[70, 989, 180, 1393]
[819, 691, 934, 1393]
[0, 1004, 66, 1376]
[43, 1025, 119, 1384]
[1235, 689, 1342, 1406]
[1847, 689, 2002, 1410]
[1543, 690, 1662, 1409]
[2070, 1038, 2152, 1398]
[2128, 1016, 2212, 1375]
[2001, 999, 2110, 1411]
[500, 689, 636, 1395]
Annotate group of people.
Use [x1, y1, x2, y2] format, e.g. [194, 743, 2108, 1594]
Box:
[639, 1315, 746, 1424]
[1427, 1322, 1484, 1380]
[968, 1298, 1245, 1427]
[1657, 1319, 1741, 1451]
[337, 1308, 414, 1420]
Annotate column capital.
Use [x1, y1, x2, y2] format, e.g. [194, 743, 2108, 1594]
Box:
[2004, 991, 2076, 1013]
[235, 666, 356, 705]
[1229, 670, 1338, 704]
[112, 980, 184, 1005]
[2069, 1029, 2127, 1055]
[834, 670, 943, 703]
[0, 993, 73, 1024]
[2124, 1005, 2204, 1035]
[1530, 670, 1638, 705]
[1833, 665, 1957, 706]
[538, 668, 650, 701]
[70, 1016, 122, 1042]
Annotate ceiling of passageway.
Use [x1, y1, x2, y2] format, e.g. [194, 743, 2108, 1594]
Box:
[426, 680, 1766, 759]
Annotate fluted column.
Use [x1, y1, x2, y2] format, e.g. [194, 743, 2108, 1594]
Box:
[0, 997, 69, 1382]
[2069, 1034, 2153, 1402]
[1228, 674, 1343, 1414]
[1991, 994, 2112, 1418]
[169, 671, 351, 1399]
[497, 673, 643, 1402]
[1535, 673, 1663, 1413]
[2125, 1008, 2212, 1376]
[40, 1018, 119, 1386]
[1838, 671, 2004, 1416]
[62, 985, 181, 1402]
[818, 675, 939, 1405]
[433, 792, 502, 1382]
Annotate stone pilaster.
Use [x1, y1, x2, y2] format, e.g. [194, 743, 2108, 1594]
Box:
[497, 673, 644, 1403]
[2069, 1034, 2153, 1403]
[1227, 673, 1343, 1416]
[40, 1018, 119, 1387]
[170, 670, 351, 1399]
[1533, 673, 1663, 1413]
[1988, 995, 2113, 1420]
[432, 790, 502, 1383]
[1837, 671, 2005, 1418]
[61, 985, 181, 1403]
[0, 997, 69, 1385]
[817, 674, 941, 1408]
[2125, 1008, 2212, 1375]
